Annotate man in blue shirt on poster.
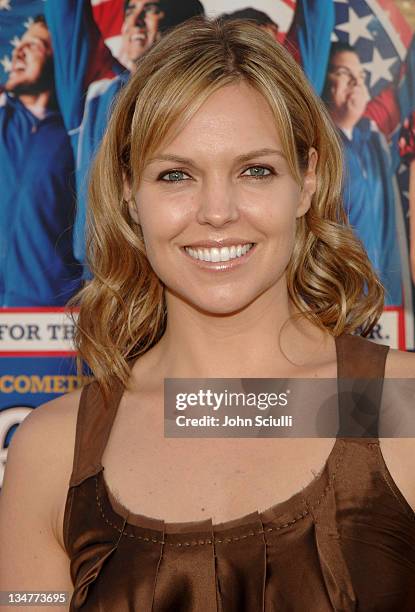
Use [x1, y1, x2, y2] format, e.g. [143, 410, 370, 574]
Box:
[0, 16, 82, 306]
[323, 41, 405, 308]
[45, 0, 334, 271]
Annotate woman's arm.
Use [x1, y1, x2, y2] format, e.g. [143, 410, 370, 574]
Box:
[0, 392, 81, 608]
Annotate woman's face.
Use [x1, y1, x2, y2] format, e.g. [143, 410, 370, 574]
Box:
[129, 81, 317, 315]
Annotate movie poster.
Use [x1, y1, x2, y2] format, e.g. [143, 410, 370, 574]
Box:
[1, 0, 414, 485]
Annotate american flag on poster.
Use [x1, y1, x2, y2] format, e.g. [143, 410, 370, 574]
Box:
[0, 0, 45, 84]
[333, 0, 413, 98]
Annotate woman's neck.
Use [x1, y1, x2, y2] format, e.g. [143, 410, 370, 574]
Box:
[140, 285, 333, 380]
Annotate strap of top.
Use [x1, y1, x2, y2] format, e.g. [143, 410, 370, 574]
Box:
[335, 333, 389, 379]
[69, 377, 125, 487]
[68, 333, 390, 487]
[335, 333, 389, 438]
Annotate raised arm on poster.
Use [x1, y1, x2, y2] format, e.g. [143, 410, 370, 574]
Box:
[220, 0, 335, 95]
[399, 112, 415, 285]
[364, 34, 415, 165]
[44, 0, 121, 146]
[398, 36, 415, 127]
[285, 0, 335, 95]
[45, 0, 126, 270]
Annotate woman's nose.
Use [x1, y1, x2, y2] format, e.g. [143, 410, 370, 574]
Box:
[195, 182, 240, 227]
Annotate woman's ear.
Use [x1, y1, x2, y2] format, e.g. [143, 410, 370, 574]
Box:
[123, 177, 140, 225]
[296, 147, 318, 218]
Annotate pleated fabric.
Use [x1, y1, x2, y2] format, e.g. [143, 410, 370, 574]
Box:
[64, 334, 415, 611]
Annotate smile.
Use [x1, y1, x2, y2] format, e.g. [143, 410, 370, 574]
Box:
[182, 243, 256, 269]
[185, 243, 254, 262]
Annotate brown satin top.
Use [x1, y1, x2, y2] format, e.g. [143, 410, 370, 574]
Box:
[64, 334, 415, 611]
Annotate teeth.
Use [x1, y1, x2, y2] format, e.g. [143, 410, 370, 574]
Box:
[212, 248, 220, 262]
[184, 243, 254, 262]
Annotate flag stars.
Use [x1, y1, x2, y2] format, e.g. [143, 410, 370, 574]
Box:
[0, 55, 11, 72]
[362, 47, 396, 88]
[336, 7, 373, 46]
[23, 17, 34, 30]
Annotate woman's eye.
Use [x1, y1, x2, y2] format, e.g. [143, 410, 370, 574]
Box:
[159, 170, 190, 182]
[242, 166, 272, 179]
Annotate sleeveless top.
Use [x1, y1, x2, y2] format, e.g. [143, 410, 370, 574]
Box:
[64, 334, 415, 611]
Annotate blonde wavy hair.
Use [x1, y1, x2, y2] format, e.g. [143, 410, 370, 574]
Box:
[70, 16, 384, 396]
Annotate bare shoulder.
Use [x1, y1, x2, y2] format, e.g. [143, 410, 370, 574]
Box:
[2, 387, 83, 542]
[379, 347, 415, 513]
[384, 346, 415, 378]
[17, 385, 82, 437]
[9, 387, 82, 486]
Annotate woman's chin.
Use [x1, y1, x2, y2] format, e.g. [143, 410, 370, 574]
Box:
[176, 293, 260, 317]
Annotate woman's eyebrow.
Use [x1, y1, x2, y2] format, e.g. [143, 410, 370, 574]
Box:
[147, 148, 286, 166]
[236, 148, 287, 163]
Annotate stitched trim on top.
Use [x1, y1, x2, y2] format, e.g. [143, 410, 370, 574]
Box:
[94, 442, 345, 547]
[307, 439, 345, 510]
[374, 444, 415, 520]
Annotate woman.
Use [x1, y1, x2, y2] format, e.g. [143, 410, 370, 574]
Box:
[1, 16, 414, 611]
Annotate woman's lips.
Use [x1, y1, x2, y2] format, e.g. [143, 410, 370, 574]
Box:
[181, 243, 257, 271]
